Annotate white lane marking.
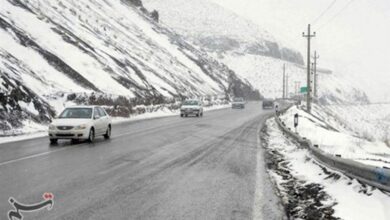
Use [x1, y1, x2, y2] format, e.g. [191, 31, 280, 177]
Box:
[253, 122, 264, 220]
[0, 123, 182, 167]
[0, 126, 169, 167]
[253, 117, 287, 220]
[0, 105, 232, 145]
[0, 105, 255, 167]
[0, 147, 70, 166]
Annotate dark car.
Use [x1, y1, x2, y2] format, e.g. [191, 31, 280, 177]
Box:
[231, 97, 245, 109]
[262, 99, 274, 109]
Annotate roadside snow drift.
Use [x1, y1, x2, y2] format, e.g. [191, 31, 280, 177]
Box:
[280, 104, 390, 168]
[263, 118, 390, 220]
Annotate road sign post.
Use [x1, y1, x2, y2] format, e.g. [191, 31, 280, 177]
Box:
[294, 113, 299, 132]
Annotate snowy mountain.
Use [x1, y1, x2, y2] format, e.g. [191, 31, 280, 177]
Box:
[216, 52, 369, 104]
[143, 0, 304, 65]
[0, 0, 259, 132]
[144, 0, 370, 103]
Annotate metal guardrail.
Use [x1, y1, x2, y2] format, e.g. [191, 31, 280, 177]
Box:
[274, 106, 390, 192]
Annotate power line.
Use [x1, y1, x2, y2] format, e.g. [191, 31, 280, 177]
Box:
[312, 0, 338, 25]
[315, 33, 365, 55]
[317, 0, 357, 31]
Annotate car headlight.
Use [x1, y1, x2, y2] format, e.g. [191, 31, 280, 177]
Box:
[49, 124, 56, 130]
[74, 124, 87, 130]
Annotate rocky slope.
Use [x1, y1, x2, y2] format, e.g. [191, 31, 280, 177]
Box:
[0, 0, 259, 133]
[144, 0, 304, 65]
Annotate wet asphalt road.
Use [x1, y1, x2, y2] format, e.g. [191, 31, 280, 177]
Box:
[0, 102, 284, 220]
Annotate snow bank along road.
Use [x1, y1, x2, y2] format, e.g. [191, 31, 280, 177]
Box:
[0, 102, 284, 219]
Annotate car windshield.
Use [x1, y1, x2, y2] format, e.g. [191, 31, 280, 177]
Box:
[183, 100, 199, 106]
[59, 108, 93, 119]
[233, 98, 244, 102]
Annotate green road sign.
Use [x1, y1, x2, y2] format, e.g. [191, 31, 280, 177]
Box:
[300, 87, 308, 94]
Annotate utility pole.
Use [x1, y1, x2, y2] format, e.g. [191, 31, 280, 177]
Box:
[311, 62, 315, 102]
[282, 64, 286, 99]
[303, 24, 316, 113]
[312, 51, 319, 98]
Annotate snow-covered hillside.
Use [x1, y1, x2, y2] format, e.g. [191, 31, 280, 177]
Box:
[0, 0, 259, 132]
[215, 52, 369, 103]
[323, 104, 390, 144]
[144, 0, 370, 103]
[280, 104, 390, 168]
[143, 0, 304, 65]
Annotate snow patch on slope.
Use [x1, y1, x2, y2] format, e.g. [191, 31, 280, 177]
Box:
[143, 0, 304, 64]
[0, 0, 259, 133]
[216, 52, 369, 104]
[280, 105, 390, 168]
[323, 104, 390, 143]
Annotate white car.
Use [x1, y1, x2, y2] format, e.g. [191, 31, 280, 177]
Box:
[48, 106, 111, 144]
[180, 100, 204, 117]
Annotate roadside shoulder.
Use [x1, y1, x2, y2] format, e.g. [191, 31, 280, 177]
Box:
[261, 118, 390, 220]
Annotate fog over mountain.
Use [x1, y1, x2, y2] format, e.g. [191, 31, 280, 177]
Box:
[210, 0, 390, 102]
[144, 0, 370, 103]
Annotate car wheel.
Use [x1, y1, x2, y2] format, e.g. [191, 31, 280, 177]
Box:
[200, 112, 203, 117]
[180, 114, 184, 117]
[196, 113, 199, 117]
[185, 114, 188, 117]
[88, 128, 95, 143]
[104, 125, 111, 139]
[49, 139, 58, 145]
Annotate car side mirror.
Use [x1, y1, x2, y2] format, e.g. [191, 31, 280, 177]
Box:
[94, 115, 100, 120]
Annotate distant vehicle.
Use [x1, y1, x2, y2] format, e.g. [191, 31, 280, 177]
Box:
[231, 97, 245, 109]
[262, 99, 274, 109]
[202, 99, 212, 107]
[180, 99, 203, 117]
[48, 106, 111, 144]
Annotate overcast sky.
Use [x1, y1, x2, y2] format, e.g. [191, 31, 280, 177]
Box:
[211, 0, 390, 102]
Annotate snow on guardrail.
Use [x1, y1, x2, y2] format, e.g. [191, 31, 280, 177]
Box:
[274, 106, 390, 192]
